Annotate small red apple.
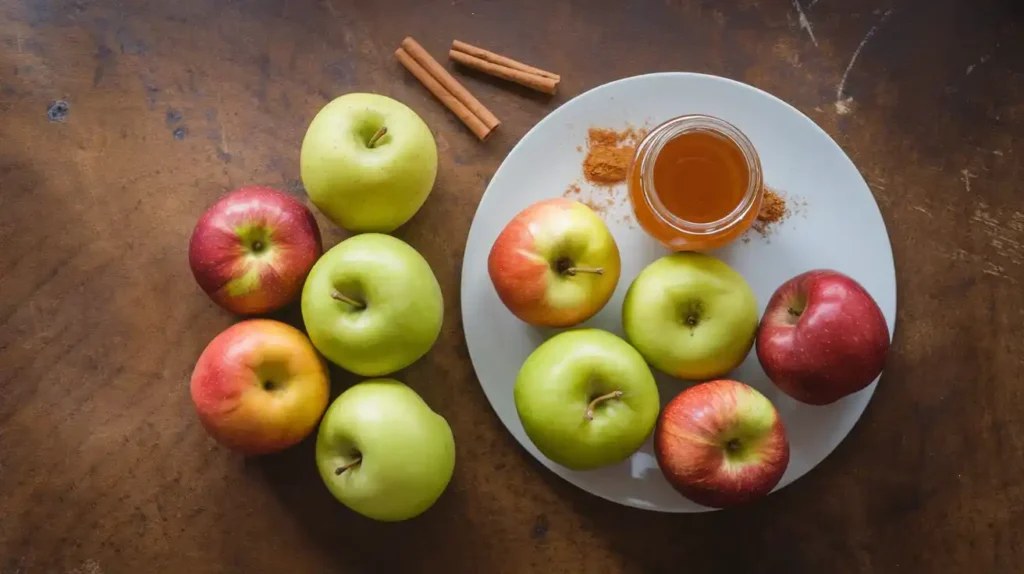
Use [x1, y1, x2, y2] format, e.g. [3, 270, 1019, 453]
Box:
[655, 380, 790, 509]
[189, 186, 322, 315]
[756, 269, 890, 405]
[190, 319, 330, 455]
[487, 198, 620, 327]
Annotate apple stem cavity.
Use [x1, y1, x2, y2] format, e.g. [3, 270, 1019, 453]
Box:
[584, 390, 624, 421]
[367, 126, 388, 148]
[334, 456, 362, 475]
[331, 289, 366, 310]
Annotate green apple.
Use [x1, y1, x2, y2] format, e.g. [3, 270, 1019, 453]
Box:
[623, 253, 758, 380]
[301, 234, 443, 376]
[316, 379, 455, 521]
[514, 329, 660, 470]
[300, 93, 438, 232]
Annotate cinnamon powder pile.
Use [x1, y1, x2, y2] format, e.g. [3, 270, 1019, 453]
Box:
[582, 127, 646, 185]
[752, 187, 788, 235]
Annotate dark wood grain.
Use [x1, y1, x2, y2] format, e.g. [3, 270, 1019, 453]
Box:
[2, 0, 1023, 572]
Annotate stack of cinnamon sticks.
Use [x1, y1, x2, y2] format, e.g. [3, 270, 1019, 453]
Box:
[395, 37, 560, 141]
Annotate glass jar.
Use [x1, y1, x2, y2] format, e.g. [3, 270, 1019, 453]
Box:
[627, 115, 763, 252]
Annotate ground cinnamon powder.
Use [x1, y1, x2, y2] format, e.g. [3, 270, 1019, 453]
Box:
[752, 187, 788, 234]
[582, 127, 644, 185]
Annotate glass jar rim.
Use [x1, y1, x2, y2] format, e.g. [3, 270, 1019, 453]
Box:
[632, 115, 763, 235]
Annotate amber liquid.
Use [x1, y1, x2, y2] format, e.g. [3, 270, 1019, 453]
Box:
[629, 125, 761, 252]
[651, 131, 749, 223]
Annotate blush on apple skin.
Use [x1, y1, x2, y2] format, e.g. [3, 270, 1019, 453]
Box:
[488, 198, 620, 327]
[189, 186, 322, 315]
[756, 270, 890, 406]
[655, 380, 790, 509]
[486, 200, 552, 324]
[190, 320, 330, 455]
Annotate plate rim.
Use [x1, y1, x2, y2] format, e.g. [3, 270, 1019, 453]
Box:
[459, 71, 897, 512]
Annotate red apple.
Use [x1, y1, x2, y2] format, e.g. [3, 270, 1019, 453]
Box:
[655, 380, 790, 508]
[756, 269, 890, 405]
[190, 319, 330, 455]
[189, 186, 322, 315]
[487, 198, 620, 327]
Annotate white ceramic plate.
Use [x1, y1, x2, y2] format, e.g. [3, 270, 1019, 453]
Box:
[460, 73, 896, 512]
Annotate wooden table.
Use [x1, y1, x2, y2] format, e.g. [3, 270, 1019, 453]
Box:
[2, 0, 1022, 571]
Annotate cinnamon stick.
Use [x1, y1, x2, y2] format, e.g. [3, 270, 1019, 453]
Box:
[452, 40, 560, 81]
[449, 50, 558, 95]
[399, 37, 500, 131]
[395, 47, 493, 141]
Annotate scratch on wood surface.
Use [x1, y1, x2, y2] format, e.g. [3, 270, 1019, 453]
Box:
[836, 8, 893, 115]
[217, 91, 230, 155]
[912, 205, 932, 217]
[69, 559, 104, 574]
[792, 0, 818, 46]
[961, 169, 975, 193]
[965, 55, 991, 76]
[971, 204, 1023, 268]
[982, 262, 1014, 282]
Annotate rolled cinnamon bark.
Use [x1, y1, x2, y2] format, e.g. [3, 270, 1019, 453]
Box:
[452, 40, 560, 81]
[400, 37, 500, 131]
[395, 47, 494, 141]
[449, 50, 558, 95]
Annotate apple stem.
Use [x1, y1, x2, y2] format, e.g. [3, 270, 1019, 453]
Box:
[367, 126, 388, 148]
[564, 266, 604, 276]
[331, 290, 366, 310]
[334, 456, 362, 475]
[584, 390, 623, 421]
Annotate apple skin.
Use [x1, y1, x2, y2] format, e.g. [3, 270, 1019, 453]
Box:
[756, 269, 890, 405]
[190, 319, 330, 455]
[189, 186, 322, 315]
[300, 93, 438, 233]
[655, 380, 790, 509]
[622, 253, 758, 380]
[315, 379, 455, 522]
[488, 198, 621, 327]
[514, 329, 660, 470]
[301, 234, 443, 376]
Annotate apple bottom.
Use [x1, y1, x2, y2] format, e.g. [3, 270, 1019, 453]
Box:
[654, 380, 790, 509]
[190, 320, 330, 455]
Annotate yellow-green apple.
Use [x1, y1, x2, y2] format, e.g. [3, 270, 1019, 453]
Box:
[488, 198, 621, 327]
[757, 269, 890, 405]
[300, 93, 437, 232]
[623, 253, 757, 380]
[190, 319, 330, 455]
[316, 379, 455, 521]
[655, 380, 789, 508]
[188, 186, 322, 315]
[301, 234, 443, 376]
[514, 329, 660, 470]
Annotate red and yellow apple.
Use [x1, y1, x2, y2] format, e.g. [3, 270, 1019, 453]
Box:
[190, 319, 330, 455]
[655, 380, 790, 508]
[488, 198, 620, 327]
[189, 186, 322, 315]
[756, 269, 890, 405]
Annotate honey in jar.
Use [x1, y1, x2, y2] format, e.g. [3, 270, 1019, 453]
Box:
[628, 115, 763, 251]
